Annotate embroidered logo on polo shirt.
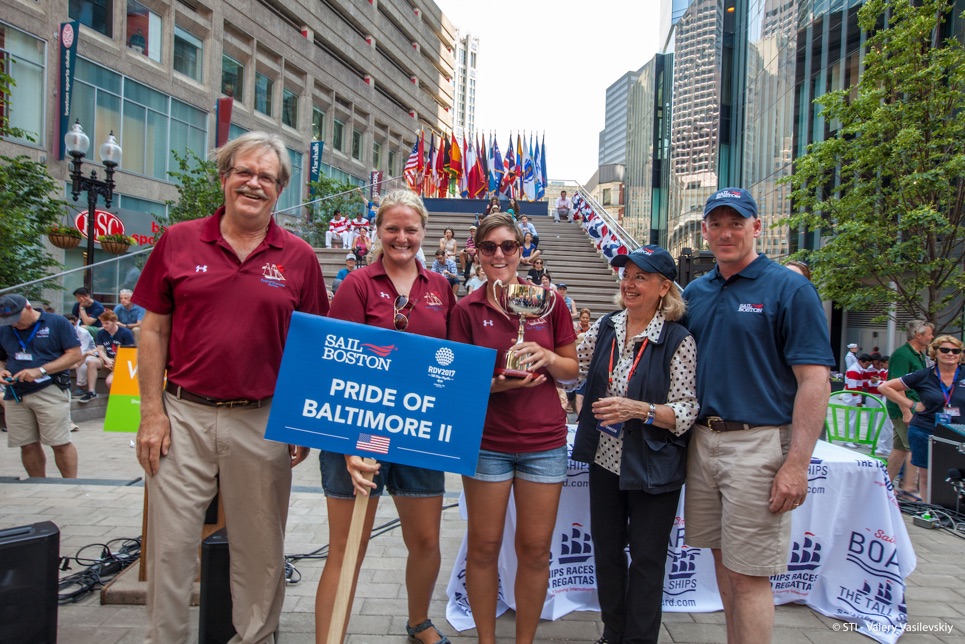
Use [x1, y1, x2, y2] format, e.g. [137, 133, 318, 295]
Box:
[422, 291, 444, 311]
[483, 320, 494, 327]
[195, 265, 207, 272]
[260, 263, 287, 289]
[738, 303, 764, 313]
[262, 263, 286, 281]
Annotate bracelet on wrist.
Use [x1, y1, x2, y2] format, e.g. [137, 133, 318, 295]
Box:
[644, 402, 656, 425]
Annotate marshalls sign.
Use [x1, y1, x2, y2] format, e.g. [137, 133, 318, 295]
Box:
[265, 313, 495, 475]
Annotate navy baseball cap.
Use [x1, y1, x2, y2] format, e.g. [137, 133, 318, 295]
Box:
[703, 187, 758, 219]
[0, 294, 27, 327]
[611, 245, 677, 282]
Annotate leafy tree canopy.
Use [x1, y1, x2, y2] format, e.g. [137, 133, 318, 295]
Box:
[0, 68, 66, 296]
[785, 0, 965, 331]
[157, 148, 223, 238]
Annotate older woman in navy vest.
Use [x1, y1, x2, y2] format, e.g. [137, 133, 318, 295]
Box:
[571, 245, 699, 644]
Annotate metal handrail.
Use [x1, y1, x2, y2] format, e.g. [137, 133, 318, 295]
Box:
[555, 179, 640, 249]
[0, 247, 154, 296]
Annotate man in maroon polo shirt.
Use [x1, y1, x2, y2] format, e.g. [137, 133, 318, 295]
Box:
[132, 131, 328, 644]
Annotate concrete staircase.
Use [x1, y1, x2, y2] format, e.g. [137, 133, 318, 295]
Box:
[313, 212, 621, 319]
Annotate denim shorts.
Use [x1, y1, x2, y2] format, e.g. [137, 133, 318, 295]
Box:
[471, 445, 569, 484]
[319, 450, 445, 499]
[907, 424, 933, 469]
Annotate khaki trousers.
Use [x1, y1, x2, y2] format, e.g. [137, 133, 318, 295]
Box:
[145, 393, 291, 644]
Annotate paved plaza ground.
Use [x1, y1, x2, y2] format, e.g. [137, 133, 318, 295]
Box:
[1, 418, 963, 643]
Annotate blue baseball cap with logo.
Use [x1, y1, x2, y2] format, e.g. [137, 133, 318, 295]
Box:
[0, 294, 27, 327]
[703, 187, 758, 219]
[611, 245, 677, 282]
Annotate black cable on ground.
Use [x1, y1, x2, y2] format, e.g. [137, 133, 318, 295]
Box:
[58, 537, 141, 604]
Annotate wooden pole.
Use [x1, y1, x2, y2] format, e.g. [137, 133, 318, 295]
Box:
[325, 458, 376, 644]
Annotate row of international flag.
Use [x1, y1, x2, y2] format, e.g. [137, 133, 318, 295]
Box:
[403, 131, 549, 201]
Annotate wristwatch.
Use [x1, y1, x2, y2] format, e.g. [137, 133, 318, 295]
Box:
[38, 366, 47, 377]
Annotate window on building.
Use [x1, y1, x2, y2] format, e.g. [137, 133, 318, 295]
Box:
[333, 119, 344, 151]
[173, 27, 202, 81]
[126, 0, 161, 62]
[372, 141, 381, 169]
[69, 58, 208, 182]
[311, 107, 325, 141]
[69, 0, 114, 38]
[275, 147, 304, 215]
[255, 73, 273, 116]
[352, 129, 362, 161]
[387, 149, 396, 176]
[282, 89, 297, 128]
[470, 51, 476, 68]
[0, 23, 47, 145]
[602, 188, 612, 205]
[221, 55, 243, 100]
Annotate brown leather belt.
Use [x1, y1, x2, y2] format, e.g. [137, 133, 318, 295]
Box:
[699, 416, 759, 432]
[165, 382, 271, 409]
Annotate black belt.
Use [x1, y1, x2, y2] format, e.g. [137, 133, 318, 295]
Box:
[165, 382, 271, 409]
[699, 416, 761, 432]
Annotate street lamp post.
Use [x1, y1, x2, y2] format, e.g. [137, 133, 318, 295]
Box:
[65, 120, 122, 293]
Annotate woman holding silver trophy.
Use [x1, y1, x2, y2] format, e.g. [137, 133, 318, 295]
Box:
[449, 213, 578, 644]
[571, 245, 699, 644]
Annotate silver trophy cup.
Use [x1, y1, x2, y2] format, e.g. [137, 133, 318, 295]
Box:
[491, 280, 556, 378]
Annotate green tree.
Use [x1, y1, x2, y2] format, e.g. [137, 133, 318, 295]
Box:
[157, 148, 223, 238]
[785, 0, 965, 330]
[0, 68, 66, 295]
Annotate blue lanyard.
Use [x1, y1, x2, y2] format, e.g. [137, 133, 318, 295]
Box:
[936, 366, 960, 407]
[11, 321, 41, 353]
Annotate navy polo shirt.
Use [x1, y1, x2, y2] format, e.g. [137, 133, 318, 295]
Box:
[72, 299, 106, 327]
[95, 327, 136, 360]
[0, 312, 80, 399]
[900, 366, 965, 428]
[683, 253, 835, 426]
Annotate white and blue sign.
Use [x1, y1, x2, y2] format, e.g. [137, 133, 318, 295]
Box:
[265, 313, 496, 476]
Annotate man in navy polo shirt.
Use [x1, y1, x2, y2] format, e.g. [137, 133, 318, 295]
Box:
[71, 287, 105, 328]
[133, 131, 328, 643]
[682, 188, 835, 644]
[0, 294, 81, 478]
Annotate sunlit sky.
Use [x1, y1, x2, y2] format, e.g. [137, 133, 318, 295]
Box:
[433, 0, 661, 185]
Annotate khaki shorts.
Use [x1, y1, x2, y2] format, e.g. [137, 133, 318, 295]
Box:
[685, 423, 792, 576]
[891, 415, 910, 452]
[5, 385, 72, 448]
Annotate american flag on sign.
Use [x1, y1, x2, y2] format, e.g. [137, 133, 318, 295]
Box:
[356, 433, 390, 454]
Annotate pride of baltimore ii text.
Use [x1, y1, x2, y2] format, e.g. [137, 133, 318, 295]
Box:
[301, 378, 454, 443]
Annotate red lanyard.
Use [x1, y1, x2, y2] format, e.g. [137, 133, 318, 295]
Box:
[608, 336, 649, 387]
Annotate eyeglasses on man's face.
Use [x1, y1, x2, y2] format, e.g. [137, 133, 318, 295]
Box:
[228, 166, 280, 188]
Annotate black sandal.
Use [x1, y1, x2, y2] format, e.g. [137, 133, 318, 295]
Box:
[406, 619, 450, 644]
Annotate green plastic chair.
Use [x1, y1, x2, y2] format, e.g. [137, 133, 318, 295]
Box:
[825, 392, 888, 462]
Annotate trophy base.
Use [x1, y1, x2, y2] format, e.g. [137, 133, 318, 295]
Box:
[494, 367, 537, 379]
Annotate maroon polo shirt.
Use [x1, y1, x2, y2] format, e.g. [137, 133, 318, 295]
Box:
[133, 207, 328, 400]
[330, 255, 454, 339]
[450, 283, 576, 453]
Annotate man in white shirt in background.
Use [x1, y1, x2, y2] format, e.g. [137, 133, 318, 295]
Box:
[555, 190, 573, 223]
